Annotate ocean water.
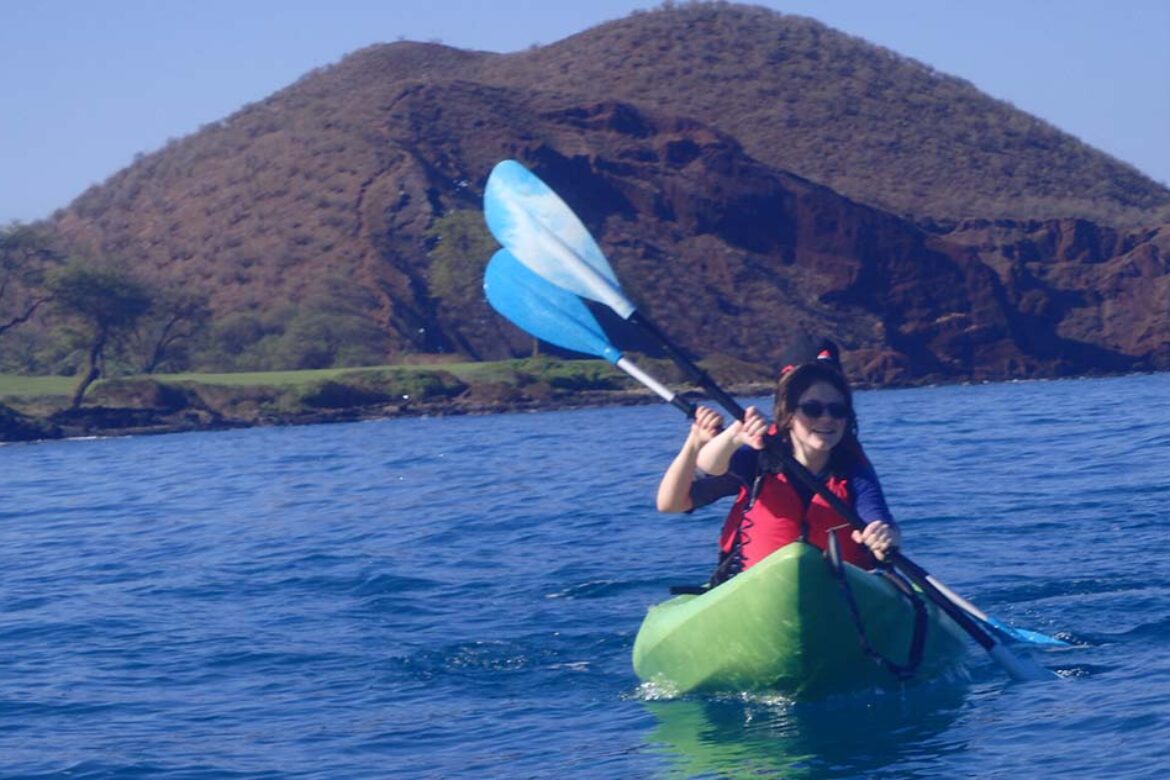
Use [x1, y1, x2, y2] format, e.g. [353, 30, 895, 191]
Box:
[2, 372, 1168, 779]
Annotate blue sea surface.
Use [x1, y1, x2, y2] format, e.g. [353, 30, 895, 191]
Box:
[2, 373, 1168, 778]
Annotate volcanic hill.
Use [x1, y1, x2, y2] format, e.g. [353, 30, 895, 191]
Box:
[42, 2, 1170, 384]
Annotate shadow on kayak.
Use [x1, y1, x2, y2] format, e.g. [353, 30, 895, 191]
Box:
[640, 682, 969, 779]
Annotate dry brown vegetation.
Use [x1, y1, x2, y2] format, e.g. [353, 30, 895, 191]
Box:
[3, 2, 1165, 386]
[474, 3, 1169, 225]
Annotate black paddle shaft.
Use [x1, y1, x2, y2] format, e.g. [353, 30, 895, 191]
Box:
[629, 312, 747, 419]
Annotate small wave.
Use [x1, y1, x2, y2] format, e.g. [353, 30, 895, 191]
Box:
[394, 639, 548, 682]
[351, 572, 442, 597]
[1111, 615, 1170, 642]
[546, 579, 635, 600]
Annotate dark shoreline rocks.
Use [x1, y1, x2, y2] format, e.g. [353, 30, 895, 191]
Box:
[0, 403, 63, 442]
[0, 381, 774, 444]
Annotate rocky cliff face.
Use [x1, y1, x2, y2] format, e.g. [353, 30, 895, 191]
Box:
[943, 219, 1170, 370]
[46, 5, 1170, 384]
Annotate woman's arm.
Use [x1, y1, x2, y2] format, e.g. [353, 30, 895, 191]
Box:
[848, 462, 902, 560]
[656, 406, 724, 513]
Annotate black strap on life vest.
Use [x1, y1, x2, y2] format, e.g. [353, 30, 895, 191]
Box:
[687, 446, 811, 594]
[825, 528, 928, 681]
[670, 438, 806, 596]
[668, 515, 748, 595]
[694, 469, 765, 591]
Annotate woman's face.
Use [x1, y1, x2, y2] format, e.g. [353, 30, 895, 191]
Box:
[788, 380, 848, 457]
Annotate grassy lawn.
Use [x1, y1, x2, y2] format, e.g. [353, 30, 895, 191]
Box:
[0, 374, 77, 398]
[0, 358, 621, 401]
[156, 367, 390, 387]
[159, 358, 616, 385]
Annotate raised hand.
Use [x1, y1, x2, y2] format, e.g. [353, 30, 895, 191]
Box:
[733, 405, 768, 450]
[691, 405, 725, 445]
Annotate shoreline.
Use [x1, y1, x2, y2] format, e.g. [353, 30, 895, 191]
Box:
[4, 367, 1159, 445]
[0, 381, 777, 444]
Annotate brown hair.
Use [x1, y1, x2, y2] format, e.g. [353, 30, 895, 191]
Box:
[769, 362, 864, 472]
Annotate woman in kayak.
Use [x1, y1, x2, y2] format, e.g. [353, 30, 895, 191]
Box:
[696, 338, 900, 580]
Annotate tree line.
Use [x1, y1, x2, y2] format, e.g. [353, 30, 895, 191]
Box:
[1, 222, 210, 408]
[1, 222, 409, 407]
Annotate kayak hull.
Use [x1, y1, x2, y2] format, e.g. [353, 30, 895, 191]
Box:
[632, 542, 968, 699]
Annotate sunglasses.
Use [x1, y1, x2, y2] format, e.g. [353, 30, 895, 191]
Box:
[796, 400, 850, 420]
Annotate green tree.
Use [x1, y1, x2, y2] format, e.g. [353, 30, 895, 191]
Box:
[278, 308, 388, 369]
[0, 222, 64, 338]
[424, 210, 497, 311]
[424, 209, 532, 356]
[196, 275, 389, 371]
[132, 288, 212, 373]
[49, 264, 152, 408]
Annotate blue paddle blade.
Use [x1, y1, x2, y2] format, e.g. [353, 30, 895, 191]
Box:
[484, 249, 622, 364]
[484, 160, 636, 318]
[984, 616, 1070, 647]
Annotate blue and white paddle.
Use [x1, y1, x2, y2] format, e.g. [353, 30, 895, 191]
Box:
[484, 160, 745, 418]
[483, 158, 1064, 678]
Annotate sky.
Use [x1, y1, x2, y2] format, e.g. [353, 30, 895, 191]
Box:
[2, 0, 1168, 225]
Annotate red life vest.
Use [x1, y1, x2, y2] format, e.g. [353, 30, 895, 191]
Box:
[726, 470, 876, 570]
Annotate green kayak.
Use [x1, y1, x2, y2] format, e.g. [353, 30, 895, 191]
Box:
[632, 542, 969, 699]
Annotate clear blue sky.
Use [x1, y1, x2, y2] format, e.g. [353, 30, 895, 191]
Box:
[2, 0, 1168, 225]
